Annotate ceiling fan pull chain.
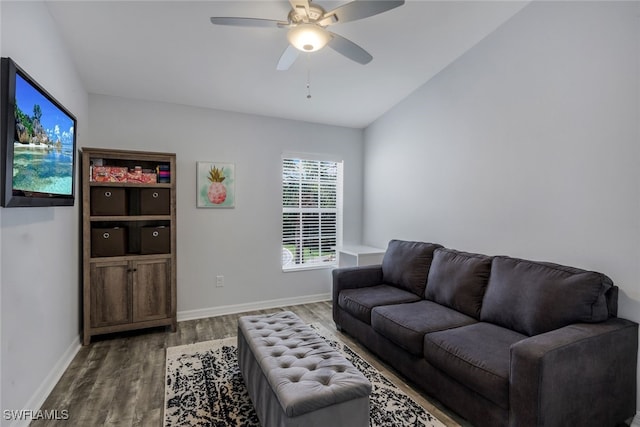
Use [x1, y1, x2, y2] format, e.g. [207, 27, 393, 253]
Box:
[306, 54, 312, 99]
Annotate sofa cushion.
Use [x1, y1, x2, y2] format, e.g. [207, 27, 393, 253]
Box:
[425, 248, 492, 318]
[371, 300, 477, 356]
[381, 240, 443, 296]
[481, 256, 613, 336]
[424, 322, 527, 409]
[338, 285, 421, 325]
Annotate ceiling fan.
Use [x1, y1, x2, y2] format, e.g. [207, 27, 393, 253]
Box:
[210, 0, 405, 71]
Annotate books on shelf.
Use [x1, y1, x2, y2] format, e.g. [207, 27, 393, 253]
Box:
[157, 164, 171, 183]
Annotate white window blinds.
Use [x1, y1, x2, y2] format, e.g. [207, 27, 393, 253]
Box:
[282, 156, 342, 270]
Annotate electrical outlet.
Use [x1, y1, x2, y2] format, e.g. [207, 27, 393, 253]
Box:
[216, 275, 224, 287]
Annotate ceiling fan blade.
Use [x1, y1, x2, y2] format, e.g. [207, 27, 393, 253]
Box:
[327, 32, 372, 65]
[325, 1, 404, 24]
[210, 17, 285, 28]
[277, 45, 300, 71]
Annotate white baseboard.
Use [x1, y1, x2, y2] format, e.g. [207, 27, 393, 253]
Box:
[7, 337, 81, 427]
[631, 411, 640, 427]
[177, 293, 331, 322]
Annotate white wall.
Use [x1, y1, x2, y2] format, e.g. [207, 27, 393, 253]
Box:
[0, 1, 88, 425]
[364, 0, 640, 410]
[88, 95, 364, 315]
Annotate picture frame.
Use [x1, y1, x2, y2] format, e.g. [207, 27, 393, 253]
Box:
[197, 161, 235, 208]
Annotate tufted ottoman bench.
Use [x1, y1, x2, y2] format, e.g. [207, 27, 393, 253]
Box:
[237, 311, 371, 427]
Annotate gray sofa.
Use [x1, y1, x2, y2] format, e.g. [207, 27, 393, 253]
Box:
[332, 240, 638, 427]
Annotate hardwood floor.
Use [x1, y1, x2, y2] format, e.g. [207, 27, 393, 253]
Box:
[32, 301, 467, 427]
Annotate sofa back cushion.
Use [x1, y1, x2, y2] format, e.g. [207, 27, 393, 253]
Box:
[425, 248, 492, 319]
[381, 240, 443, 296]
[481, 256, 613, 336]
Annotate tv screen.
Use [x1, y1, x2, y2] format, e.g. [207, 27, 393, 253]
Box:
[1, 57, 77, 207]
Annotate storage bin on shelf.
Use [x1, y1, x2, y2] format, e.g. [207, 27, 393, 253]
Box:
[90, 187, 127, 216]
[91, 227, 127, 257]
[140, 226, 171, 254]
[140, 188, 170, 215]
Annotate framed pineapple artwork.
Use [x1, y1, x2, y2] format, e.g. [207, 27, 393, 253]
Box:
[197, 162, 235, 208]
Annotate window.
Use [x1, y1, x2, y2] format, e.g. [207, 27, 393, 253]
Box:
[282, 155, 342, 270]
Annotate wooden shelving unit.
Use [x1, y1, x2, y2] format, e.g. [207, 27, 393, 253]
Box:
[81, 147, 177, 345]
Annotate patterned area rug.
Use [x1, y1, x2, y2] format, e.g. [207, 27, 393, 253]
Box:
[164, 325, 446, 427]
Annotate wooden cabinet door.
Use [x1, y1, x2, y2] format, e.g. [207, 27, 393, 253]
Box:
[90, 260, 131, 328]
[132, 259, 171, 322]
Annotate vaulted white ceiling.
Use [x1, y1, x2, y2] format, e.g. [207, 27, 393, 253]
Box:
[46, 1, 529, 128]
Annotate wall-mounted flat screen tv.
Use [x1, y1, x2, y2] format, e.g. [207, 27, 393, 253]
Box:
[1, 57, 77, 207]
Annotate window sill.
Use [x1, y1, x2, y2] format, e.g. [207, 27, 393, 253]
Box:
[282, 263, 336, 273]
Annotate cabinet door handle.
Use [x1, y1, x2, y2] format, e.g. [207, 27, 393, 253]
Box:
[104, 191, 112, 198]
[152, 192, 159, 198]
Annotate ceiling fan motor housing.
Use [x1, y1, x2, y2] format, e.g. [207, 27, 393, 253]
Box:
[288, 4, 327, 24]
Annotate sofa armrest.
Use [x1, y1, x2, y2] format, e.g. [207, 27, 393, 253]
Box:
[510, 318, 638, 427]
[332, 265, 383, 325]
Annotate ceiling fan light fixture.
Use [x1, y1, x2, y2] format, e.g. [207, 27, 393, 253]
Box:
[287, 23, 331, 52]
